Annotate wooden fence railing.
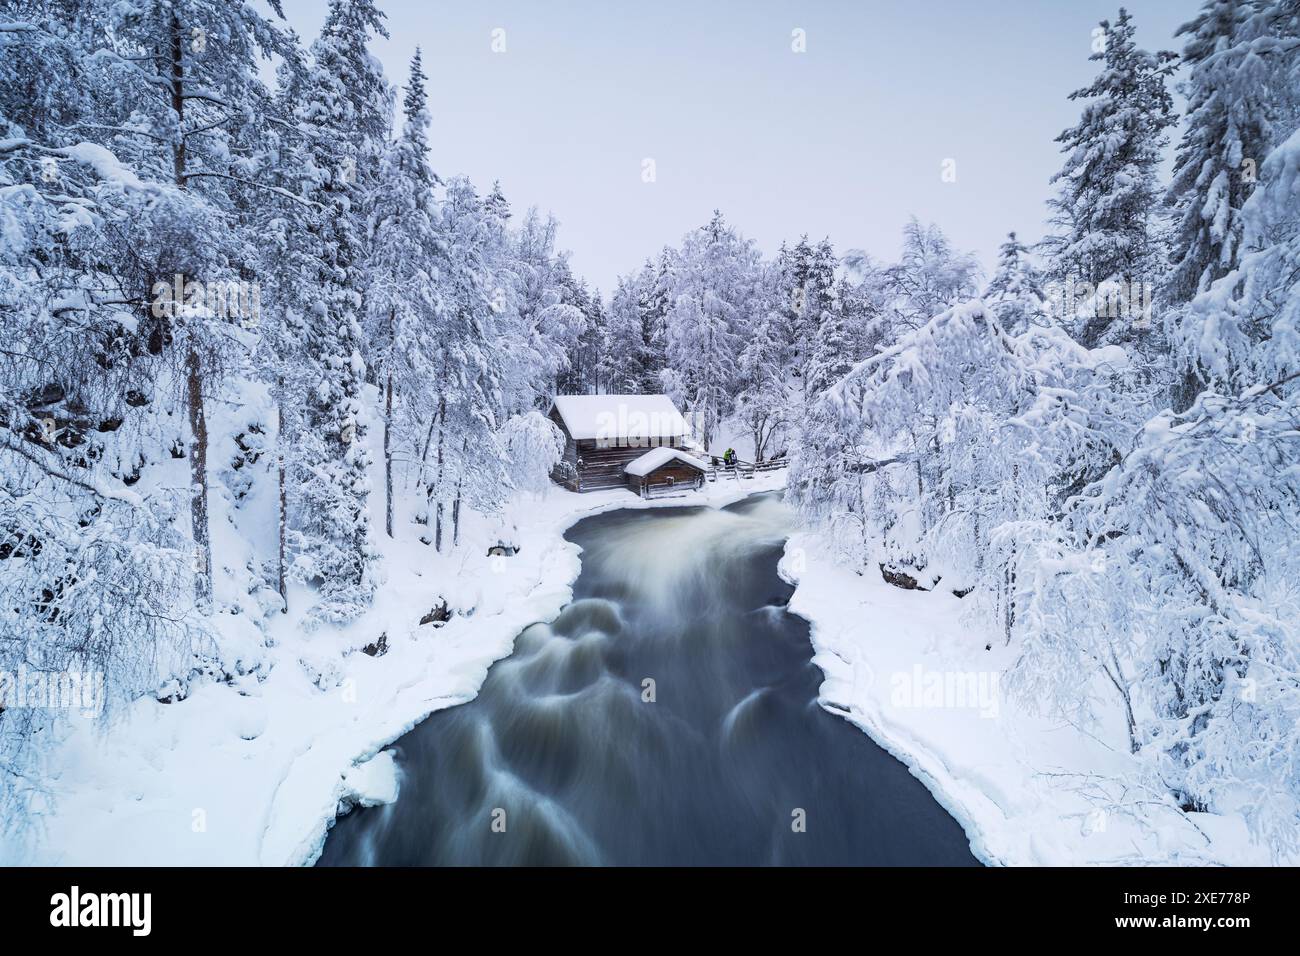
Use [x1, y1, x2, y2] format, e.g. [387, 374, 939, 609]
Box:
[704, 454, 789, 482]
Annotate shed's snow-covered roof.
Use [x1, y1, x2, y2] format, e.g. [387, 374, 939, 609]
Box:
[624, 447, 709, 477]
[551, 394, 689, 442]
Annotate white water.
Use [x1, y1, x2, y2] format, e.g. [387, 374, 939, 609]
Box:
[319, 493, 978, 865]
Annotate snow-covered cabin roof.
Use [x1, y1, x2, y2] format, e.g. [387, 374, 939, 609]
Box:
[550, 395, 690, 442]
[624, 447, 709, 477]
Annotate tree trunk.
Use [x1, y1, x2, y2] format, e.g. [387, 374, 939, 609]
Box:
[170, 14, 210, 610]
[277, 400, 287, 612]
[416, 411, 437, 490]
[168, 13, 186, 185]
[433, 395, 446, 552]
[914, 459, 924, 521]
[186, 349, 212, 609]
[384, 371, 394, 538]
[1100, 650, 1139, 754]
[452, 438, 466, 546]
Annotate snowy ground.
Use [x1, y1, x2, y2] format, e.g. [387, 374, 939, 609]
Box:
[4, 440, 785, 866]
[780, 533, 1288, 866]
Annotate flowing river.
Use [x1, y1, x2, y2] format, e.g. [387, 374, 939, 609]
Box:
[318, 492, 978, 866]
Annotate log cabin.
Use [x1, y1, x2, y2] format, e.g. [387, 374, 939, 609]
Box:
[624, 446, 709, 497]
[548, 394, 706, 494]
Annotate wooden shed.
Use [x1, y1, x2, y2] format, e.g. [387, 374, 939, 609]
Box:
[624, 447, 709, 497]
[548, 394, 695, 492]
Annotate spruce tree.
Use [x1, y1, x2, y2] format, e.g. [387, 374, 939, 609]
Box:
[1166, 0, 1284, 408]
[984, 232, 1046, 335]
[284, 0, 390, 622]
[640, 253, 672, 393]
[1044, 8, 1176, 347]
[367, 49, 440, 537]
[1167, 0, 1274, 303]
[601, 274, 646, 392]
[661, 211, 758, 448]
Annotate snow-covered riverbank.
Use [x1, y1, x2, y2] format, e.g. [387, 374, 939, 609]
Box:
[7, 469, 786, 866]
[780, 534, 1288, 867]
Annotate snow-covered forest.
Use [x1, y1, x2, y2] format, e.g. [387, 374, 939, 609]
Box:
[2, 0, 1300, 864]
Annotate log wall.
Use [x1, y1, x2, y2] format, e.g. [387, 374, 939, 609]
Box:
[629, 462, 707, 496]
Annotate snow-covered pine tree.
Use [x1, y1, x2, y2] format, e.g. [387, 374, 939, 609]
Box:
[579, 288, 608, 394]
[661, 211, 758, 449]
[1165, 0, 1290, 408]
[77, 0, 298, 610]
[502, 208, 586, 407]
[804, 293, 855, 398]
[249, 54, 319, 612]
[367, 49, 440, 537]
[799, 239, 842, 398]
[984, 232, 1046, 335]
[734, 286, 791, 462]
[835, 254, 893, 367]
[781, 238, 811, 345]
[662, 293, 733, 449]
[484, 179, 511, 222]
[770, 240, 797, 347]
[554, 263, 596, 395]
[596, 254, 672, 396]
[639, 252, 673, 393]
[318, 0, 393, 241]
[773, 236, 838, 398]
[283, 0, 390, 623]
[1044, 8, 1176, 348]
[1167, 0, 1275, 303]
[418, 177, 506, 550]
[600, 273, 646, 393]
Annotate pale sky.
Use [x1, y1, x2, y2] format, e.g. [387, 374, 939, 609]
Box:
[273, 0, 1196, 294]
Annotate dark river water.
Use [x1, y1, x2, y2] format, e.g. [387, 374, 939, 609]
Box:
[318, 492, 978, 866]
